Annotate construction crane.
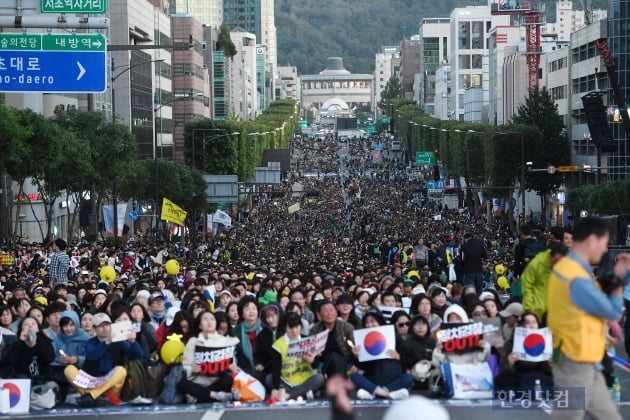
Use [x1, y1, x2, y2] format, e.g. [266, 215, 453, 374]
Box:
[491, 0, 543, 90]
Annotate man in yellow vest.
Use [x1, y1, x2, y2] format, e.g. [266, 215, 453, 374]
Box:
[547, 216, 630, 420]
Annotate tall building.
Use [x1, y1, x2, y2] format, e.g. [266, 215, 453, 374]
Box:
[170, 0, 223, 28]
[449, 4, 510, 121]
[374, 46, 400, 108]
[276, 66, 300, 100]
[544, 0, 606, 42]
[399, 38, 421, 101]
[604, 0, 629, 179]
[170, 15, 212, 163]
[222, 0, 277, 107]
[487, 25, 523, 125]
[418, 17, 450, 117]
[230, 28, 259, 120]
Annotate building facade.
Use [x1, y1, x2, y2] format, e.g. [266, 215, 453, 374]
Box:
[300, 57, 373, 116]
[418, 17, 451, 116]
[374, 47, 400, 108]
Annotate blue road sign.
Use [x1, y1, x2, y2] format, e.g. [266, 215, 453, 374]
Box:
[128, 211, 138, 221]
[0, 50, 106, 92]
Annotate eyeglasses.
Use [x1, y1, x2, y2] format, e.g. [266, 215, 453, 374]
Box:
[396, 322, 410, 327]
[472, 311, 487, 317]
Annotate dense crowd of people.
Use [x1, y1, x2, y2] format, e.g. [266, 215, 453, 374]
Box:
[0, 134, 627, 419]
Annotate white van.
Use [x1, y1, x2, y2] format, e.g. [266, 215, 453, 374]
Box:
[391, 141, 401, 151]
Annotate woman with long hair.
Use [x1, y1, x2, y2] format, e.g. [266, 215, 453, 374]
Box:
[177, 311, 240, 403]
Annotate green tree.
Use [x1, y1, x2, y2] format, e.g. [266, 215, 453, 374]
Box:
[380, 74, 402, 104]
[217, 24, 237, 58]
[512, 88, 570, 224]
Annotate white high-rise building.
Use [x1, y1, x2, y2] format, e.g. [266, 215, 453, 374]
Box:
[544, 1, 606, 42]
[374, 46, 400, 108]
[449, 4, 510, 122]
[230, 29, 259, 121]
[418, 18, 451, 117]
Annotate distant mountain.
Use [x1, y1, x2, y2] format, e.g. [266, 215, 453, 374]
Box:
[275, 0, 610, 76]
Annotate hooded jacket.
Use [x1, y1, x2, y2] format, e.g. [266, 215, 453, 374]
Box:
[432, 304, 491, 367]
[51, 310, 90, 367]
[254, 302, 285, 373]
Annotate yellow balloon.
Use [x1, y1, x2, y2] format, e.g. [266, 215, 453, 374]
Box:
[100, 266, 116, 283]
[497, 276, 510, 290]
[165, 259, 180, 275]
[495, 264, 506, 275]
[160, 338, 185, 364]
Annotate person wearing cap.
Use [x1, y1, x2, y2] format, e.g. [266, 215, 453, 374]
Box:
[147, 291, 166, 330]
[547, 216, 630, 420]
[499, 302, 524, 341]
[65, 312, 143, 407]
[49, 239, 71, 283]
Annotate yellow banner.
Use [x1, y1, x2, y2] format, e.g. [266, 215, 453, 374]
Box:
[288, 202, 301, 214]
[161, 197, 188, 225]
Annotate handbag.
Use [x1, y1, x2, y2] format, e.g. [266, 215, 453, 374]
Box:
[441, 362, 494, 399]
[30, 381, 60, 410]
[145, 362, 168, 398]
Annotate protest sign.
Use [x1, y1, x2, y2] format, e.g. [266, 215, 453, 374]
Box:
[72, 369, 114, 389]
[512, 327, 552, 362]
[194, 345, 235, 376]
[480, 317, 504, 348]
[286, 330, 329, 359]
[353, 324, 395, 362]
[437, 322, 484, 353]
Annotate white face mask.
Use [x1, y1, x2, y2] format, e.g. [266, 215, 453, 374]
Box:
[153, 269, 158, 274]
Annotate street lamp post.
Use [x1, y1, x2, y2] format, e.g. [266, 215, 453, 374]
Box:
[109, 57, 164, 242]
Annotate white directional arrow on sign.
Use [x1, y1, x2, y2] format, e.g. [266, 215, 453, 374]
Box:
[92, 39, 102, 48]
[76, 62, 86, 80]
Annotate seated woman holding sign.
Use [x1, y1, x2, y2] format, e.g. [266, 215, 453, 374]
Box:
[494, 311, 552, 391]
[269, 313, 325, 400]
[178, 310, 241, 403]
[349, 309, 414, 400]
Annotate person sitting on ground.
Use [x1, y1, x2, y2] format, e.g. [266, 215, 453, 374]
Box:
[431, 304, 491, 368]
[3, 316, 55, 384]
[269, 312, 325, 400]
[310, 299, 355, 377]
[494, 311, 552, 392]
[350, 309, 413, 400]
[50, 310, 90, 399]
[178, 310, 240, 403]
[64, 312, 143, 407]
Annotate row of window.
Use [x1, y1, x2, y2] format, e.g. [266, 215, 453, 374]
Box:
[571, 41, 598, 64]
[302, 81, 371, 89]
[548, 57, 568, 73]
[550, 85, 567, 100]
[458, 21, 491, 50]
[571, 73, 607, 94]
[458, 54, 483, 69]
